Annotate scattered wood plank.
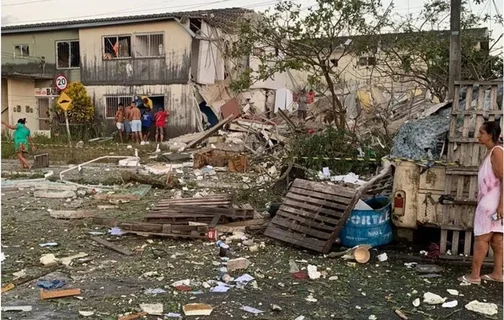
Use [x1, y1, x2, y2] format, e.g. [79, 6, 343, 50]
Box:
[186, 115, 234, 149]
[40, 288, 81, 300]
[34, 190, 76, 199]
[91, 237, 134, 256]
[120, 172, 178, 189]
[1, 283, 15, 293]
[264, 179, 358, 253]
[118, 312, 148, 320]
[49, 210, 94, 220]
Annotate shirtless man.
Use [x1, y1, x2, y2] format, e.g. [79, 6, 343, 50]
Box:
[123, 102, 134, 141]
[115, 103, 125, 143]
[130, 103, 142, 144]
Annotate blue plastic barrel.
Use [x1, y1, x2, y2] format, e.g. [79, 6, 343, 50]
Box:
[339, 196, 393, 248]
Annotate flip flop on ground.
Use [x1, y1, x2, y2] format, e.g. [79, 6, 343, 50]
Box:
[481, 275, 504, 283]
[458, 275, 481, 285]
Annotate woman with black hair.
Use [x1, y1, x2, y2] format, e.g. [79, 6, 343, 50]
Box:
[2, 118, 35, 170]
[459, 121, 503, 284]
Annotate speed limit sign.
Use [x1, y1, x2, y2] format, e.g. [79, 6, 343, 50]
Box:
[54, 74, 68, 91]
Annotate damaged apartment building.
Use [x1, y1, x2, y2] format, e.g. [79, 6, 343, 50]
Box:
[1, 8, 288, 138]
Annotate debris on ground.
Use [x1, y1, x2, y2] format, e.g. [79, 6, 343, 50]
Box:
[40, 288, 81, 300]
[139, 303, 164, 316]
[423, 292, 447, 305]
[464, 300, 498, 316]
[183, 303, 213, 316]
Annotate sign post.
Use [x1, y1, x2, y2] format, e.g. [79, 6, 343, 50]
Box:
[57, 92, 73, 147]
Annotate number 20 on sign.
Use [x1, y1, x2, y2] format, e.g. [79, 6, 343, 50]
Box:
[54, 74, 68, 91]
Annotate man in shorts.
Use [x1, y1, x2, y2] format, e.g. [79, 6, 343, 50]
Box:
[130, 102, 142, 144]
[115, 103, 125, 143]
[123, 102, 134, 141]
[141, 109, 153, 145]
[154, 107, 169, 143]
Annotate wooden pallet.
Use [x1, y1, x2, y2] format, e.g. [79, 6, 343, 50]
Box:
[264, 179, 358, 253]
[156, 194, 232, 208]
[440, 81, 503, 256]
[91, 218, 209, 239]
[146, 206, 254, 224]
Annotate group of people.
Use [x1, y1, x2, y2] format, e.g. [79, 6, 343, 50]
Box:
[114, 99, 169, 145]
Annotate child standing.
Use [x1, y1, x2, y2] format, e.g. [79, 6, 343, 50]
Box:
[141, 109, 153, 145]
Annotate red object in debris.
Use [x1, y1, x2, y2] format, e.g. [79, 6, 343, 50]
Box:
[207, 229, 217, 241]
[220, 97, 241, 120]
[292, 271, 308, 280]
[175, 285, 192, 292]
[307, 129, 315, 134]
[307, 90, 315, 104]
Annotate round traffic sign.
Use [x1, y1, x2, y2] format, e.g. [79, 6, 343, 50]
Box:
[55, 74, 68, 91]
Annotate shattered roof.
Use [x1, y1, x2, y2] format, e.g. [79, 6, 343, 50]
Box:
[1, 7, 254, 34]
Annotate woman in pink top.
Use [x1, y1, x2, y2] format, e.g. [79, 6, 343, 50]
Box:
[459, 121, 503, 284]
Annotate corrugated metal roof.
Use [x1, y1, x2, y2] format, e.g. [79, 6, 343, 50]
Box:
[1, 7, 254, 33]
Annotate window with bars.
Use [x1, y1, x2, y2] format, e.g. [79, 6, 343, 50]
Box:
[105, 96, 132, 118]
[134, 34, 164, 57]
[57, 40, 80, 68]
[103, 36, 132, 59]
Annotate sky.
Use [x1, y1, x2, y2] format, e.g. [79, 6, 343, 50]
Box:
[1, 0, 503, 52]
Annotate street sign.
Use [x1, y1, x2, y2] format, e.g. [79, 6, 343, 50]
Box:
[54, 74, 68, 91]
[57, 92, 72, 111]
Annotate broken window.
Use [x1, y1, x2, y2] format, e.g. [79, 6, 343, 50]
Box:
[358, 57, 368, 66]
[57, 41, 80, 68]
[189, 18, 202, 33]
[14, 44, 29, 57]
[330, 58, 339, 67]
[358, 56, 376, 67]
[105, 96, 133, 118]
[252, 47, 264, 57]
[103, 36, 131, 59]
[134, 34, 164, 57]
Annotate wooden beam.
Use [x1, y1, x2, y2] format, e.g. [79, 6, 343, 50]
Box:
[40, 288, 81, 300]
[186, 115, 234, 149]
[91, 237, 134, 256]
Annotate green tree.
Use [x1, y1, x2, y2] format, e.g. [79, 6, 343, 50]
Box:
[352, 0, 503, 101]
[231, 0, 386, 129]
[52, 82, 94, 123]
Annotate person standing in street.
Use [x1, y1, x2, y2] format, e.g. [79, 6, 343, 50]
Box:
[2, 118, 36, 170]
[141, 109, 153, 145]
[130, 103, 142, 144]
[297, 89, 308, 121]
[154, 107, 169, 143]
[115, 103, 125, 143]
[124, 102, 134, 142]
[459, 121, 503, 284]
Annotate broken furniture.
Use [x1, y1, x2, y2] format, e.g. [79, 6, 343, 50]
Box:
[264, 179, 358, 253]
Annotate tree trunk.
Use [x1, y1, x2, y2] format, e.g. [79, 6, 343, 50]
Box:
[322, 69, 346, 129]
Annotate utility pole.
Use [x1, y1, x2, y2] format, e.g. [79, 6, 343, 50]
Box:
[448, 0, 461, 100]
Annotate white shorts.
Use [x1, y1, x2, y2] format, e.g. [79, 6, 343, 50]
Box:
[131, 120, 142, 132]
[116, 122, 124, 130]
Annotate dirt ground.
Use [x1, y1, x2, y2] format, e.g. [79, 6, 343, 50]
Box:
[1, 161, 502, 320]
